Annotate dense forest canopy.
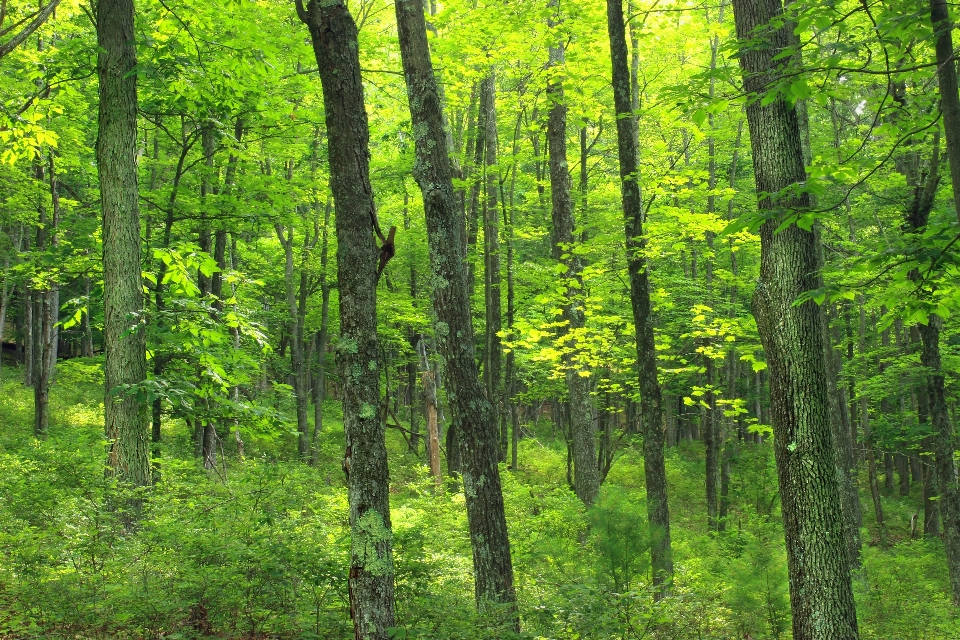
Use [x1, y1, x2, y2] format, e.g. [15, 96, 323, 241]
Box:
[0, 0, 959, 637]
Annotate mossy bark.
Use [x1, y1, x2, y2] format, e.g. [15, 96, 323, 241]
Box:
[300, 1, 396, 636]
[731, 0, 858, 634]
[394, 0, 518, 624]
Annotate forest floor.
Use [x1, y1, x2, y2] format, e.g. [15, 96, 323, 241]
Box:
[0, 359, 957, 639]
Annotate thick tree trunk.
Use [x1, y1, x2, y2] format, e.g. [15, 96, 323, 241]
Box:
[300, 1, 395, 635]
[394, 0, 517, 622]
[731, 0, 858, 634]
[547, 29, 599, 506]
[606, 0, 673, 594]
[97, 0, 150, 491]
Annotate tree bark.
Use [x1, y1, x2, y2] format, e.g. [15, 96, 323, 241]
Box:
[480, 74, 504, 462]
[705, 352, 718, 531]
[300, 1, 396, 635]
[606, 0, 674, 594]
[547, 24, 599, 506]
[394, 0, 517, 622]
[731, 0, 858, 634]
[311, 200, 333, 465]
[97, 0, 151, 491]
[898, 119, 960, 601]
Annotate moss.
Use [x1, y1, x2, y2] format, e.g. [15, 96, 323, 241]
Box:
[352, 509, 394, 576]
[338, 337, 359, 354]
[359, 402, 376, 419]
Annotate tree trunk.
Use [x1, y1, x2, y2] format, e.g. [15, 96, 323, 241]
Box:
[97, 0, 151, 492]
[394, 0, 517, 622]
[705, 352, 718, 531]
[926, 0, 960, 604]
[423, 369, 441, 487]
[730, 0, 858, 634]
[823, 304, 862, 569]
[480, 74, 504, 462]
[276, 223, 310, 461]
[312, 200, 333, 465]
[606, 0, 674, 594]
[32, 158, 51, 438]
[918, 316, 960, 602]
[300, 1, 395, 635]
[547, 24, 599, 506]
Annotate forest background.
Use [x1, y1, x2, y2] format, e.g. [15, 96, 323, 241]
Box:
[0, 0, 958, 637]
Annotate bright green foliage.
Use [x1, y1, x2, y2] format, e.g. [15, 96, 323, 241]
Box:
[1, 0, 959, 634]
[1, 374, 957, 638]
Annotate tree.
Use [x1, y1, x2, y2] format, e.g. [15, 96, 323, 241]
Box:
[394, 0, 518, 624]
[547, 6, 599, 506]
[730, 0, 858, 635]
[97, 0, 150, 491]
[923, 0, 960, 603]
[606, 0, 673, 593]
[298, 0, 396, 636]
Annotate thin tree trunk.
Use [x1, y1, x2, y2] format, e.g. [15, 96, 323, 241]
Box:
[394, 0, 517, 621]
[480, 74, 504, 462]
[299, 1, 396, 634]
[730, 0, 858, 633]
[606, 0, 673, 594]
[32, 156, 51, 438]
[97, 0, 150, 492]
[547, 19, 598, 506]
[423, 368, 441, 487]
[311, 200, 332, 465]
[705, 352, 718, 531]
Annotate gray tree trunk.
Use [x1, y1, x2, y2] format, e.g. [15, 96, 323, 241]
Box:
[547, 25, 599, 506]
[394, 0, 518, 623]
[731, 0, 858, 634]
[606, 0, 674, 594]
[97, 0, 151, 491]
[299, 0, 396, 635]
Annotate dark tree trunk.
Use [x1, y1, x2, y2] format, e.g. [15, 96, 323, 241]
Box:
[918, 316, 960, 602]
[394, 0, 517, 623]
[311, 200, 333, 465]
[823, 305, 862, 569]
[299, 1, 395, 635]
[480, 74, 504, 462]
[730, 0, 858, 634]
[925, 0, 960, 603]
[606, 0, 673, 594]
[705, 352, 718, 531]
[547, 26, 598, 506]
[97, 0, 150, 491]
